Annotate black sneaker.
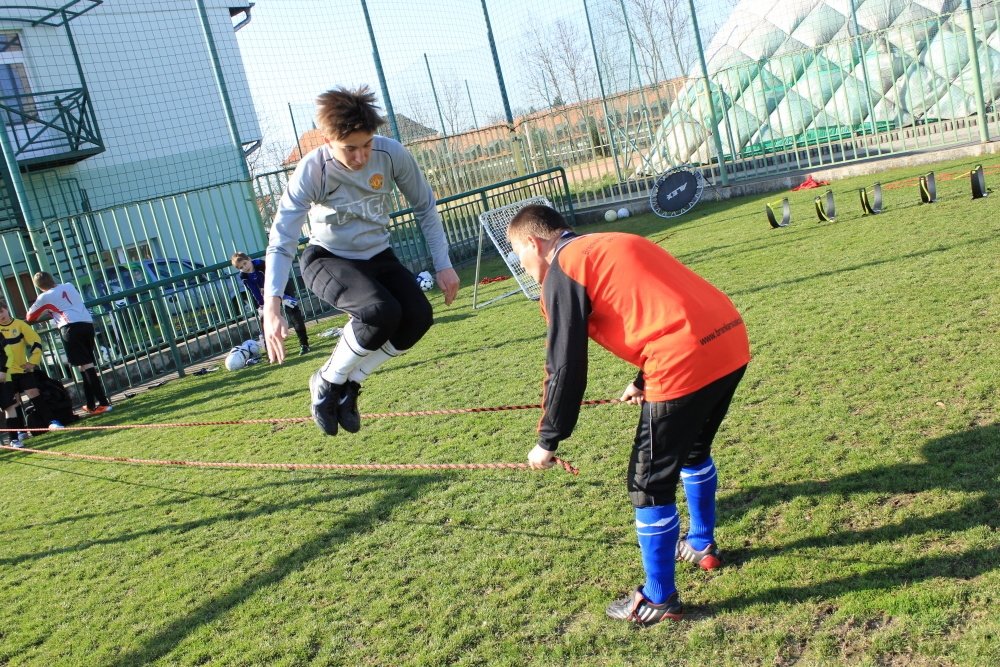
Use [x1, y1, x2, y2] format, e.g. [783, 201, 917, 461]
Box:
[299, 345, 311, 356]
[676, 538, 722, 571]
[606, 587, 683, 624]
[309, 370, 341, 436]
[338, 380, 362, 433]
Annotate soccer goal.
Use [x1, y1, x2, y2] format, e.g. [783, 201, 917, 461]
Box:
[472, 195, 552, 309]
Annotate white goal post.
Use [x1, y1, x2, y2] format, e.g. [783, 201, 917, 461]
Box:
[472, 196, 552, 309]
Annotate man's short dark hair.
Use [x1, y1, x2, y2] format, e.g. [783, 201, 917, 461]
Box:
[316, 86, 387, 140]
[507, 205, 571, 245]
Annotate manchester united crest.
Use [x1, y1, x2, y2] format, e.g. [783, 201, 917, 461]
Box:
[368, 173, 384, 190]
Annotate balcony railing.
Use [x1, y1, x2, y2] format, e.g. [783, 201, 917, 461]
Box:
[0, 86, 104, 169]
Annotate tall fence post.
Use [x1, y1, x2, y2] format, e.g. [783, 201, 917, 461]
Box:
[964, 0, 990, 143]
[686, 0, 729, 186]
[152, 290, 186, 378]
[583, 0, 624, 184]
[288, 102, 305, 162]
[360, 0, 401, 143]
[424, 54, 462, 193]
[195, 0, 250, 182]
[0, 116, 52, 274]
[480, 0, 526, 176]
[465, 79, 479, 129]
[194, 0, 267, 247]
[848, 0, 878, 143]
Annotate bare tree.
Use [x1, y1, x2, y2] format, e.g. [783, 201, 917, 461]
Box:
[660, 0, 696, 79]
[401, 88, 437, 135]
[246, 111, 296, 179]
[629, 0, 671, 83]
[439, 77, 472, 135]
[551, 20, 598, 104]
[520, 20, 567, 108]
[593, 9, 631, 95]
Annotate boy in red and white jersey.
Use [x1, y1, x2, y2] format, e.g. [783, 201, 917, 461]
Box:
[26, 272, 111, 414]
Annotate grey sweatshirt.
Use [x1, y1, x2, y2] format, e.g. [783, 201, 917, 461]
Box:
[264, 136, 452, 298]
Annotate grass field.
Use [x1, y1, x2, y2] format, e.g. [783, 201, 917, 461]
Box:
[2, 154, 1000, 666]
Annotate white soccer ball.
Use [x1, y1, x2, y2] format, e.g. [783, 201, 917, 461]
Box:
[604, 209, 618, 222]
[416, 271, 434, 292]
[240, 339, 262, 358]
[225, 346, 250, 371]
[617, 207, 631, 219]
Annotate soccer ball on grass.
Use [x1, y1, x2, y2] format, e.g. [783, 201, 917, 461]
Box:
[225, 346, 251, 371]
[225, 339, 264, 371]
[416, 271, 434, 292]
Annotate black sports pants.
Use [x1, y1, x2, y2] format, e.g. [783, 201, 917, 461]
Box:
[300, 245, 433, 351]
[628, 365, 747, 508]
[284, 303, 308, 347]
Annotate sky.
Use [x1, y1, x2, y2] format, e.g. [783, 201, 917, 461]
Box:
[233, 0, 735, 166]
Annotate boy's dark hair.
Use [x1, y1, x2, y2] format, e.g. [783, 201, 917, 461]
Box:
[316, 86, 387, 140]
[0, 299, 7, 311]
[231, 251, 251, 268]
[33, 271, 57, 291]
[507, 205, 572, 245]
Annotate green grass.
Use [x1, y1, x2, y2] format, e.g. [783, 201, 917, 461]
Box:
[3, 153, 1000, 666]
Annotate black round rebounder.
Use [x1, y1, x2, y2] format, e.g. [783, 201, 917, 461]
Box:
[971, 164, 988, 199]
[919, 172, 937, 203]
[650, 165, 705, 218]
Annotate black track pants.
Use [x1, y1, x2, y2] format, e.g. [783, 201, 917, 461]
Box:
[300, 245, 433, 351]
[628, 365, 747, 508]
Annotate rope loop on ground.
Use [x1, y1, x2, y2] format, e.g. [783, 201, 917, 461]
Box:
[0, 445, 579, 475]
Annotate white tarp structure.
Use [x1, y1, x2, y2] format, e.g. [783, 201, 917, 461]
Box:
[644, 0, 998, 171]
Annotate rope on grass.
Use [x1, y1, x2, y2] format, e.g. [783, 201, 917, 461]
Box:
[0, 445, 580, 475]
[0, 398, 620, 474]
[1, 399, 622, 432]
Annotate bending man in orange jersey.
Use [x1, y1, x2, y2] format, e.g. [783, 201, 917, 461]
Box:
[507, 205, 750, 625]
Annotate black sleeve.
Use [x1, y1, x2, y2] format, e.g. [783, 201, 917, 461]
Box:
[0, 340, 7, 372]
[537, 263, 591, 452]
[633, 370, 645, 390]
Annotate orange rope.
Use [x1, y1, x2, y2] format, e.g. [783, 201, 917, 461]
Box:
[2, 399, 621, 432]
[0, 398, 617, 474]
[0, 445, 579, 474]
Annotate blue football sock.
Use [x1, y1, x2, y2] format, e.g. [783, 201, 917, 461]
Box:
[634, 504, 679, 604]
[681, 457, 718, 551]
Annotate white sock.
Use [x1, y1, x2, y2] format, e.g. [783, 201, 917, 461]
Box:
[347, 341, 404, 383]
[320, 320, 370, 385]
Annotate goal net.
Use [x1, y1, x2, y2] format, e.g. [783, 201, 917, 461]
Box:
[475, 196, 552, 306]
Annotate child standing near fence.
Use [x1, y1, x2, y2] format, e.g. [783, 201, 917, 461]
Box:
[231, 252, 311, 356]
[0, 300, 64, 447]
[26, 272, 111, 415]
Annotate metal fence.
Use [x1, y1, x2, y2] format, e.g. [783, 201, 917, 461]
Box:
[239, 0, 1000, 207]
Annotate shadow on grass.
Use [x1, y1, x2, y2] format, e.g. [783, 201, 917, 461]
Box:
[711, 424, 1000, 612]
[2, 462, 442, 666]
[1, 463, 422, 567]
[387, 333, 546, 372]
[432, 311, 475, 325]
[96, 473, 437, 667]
